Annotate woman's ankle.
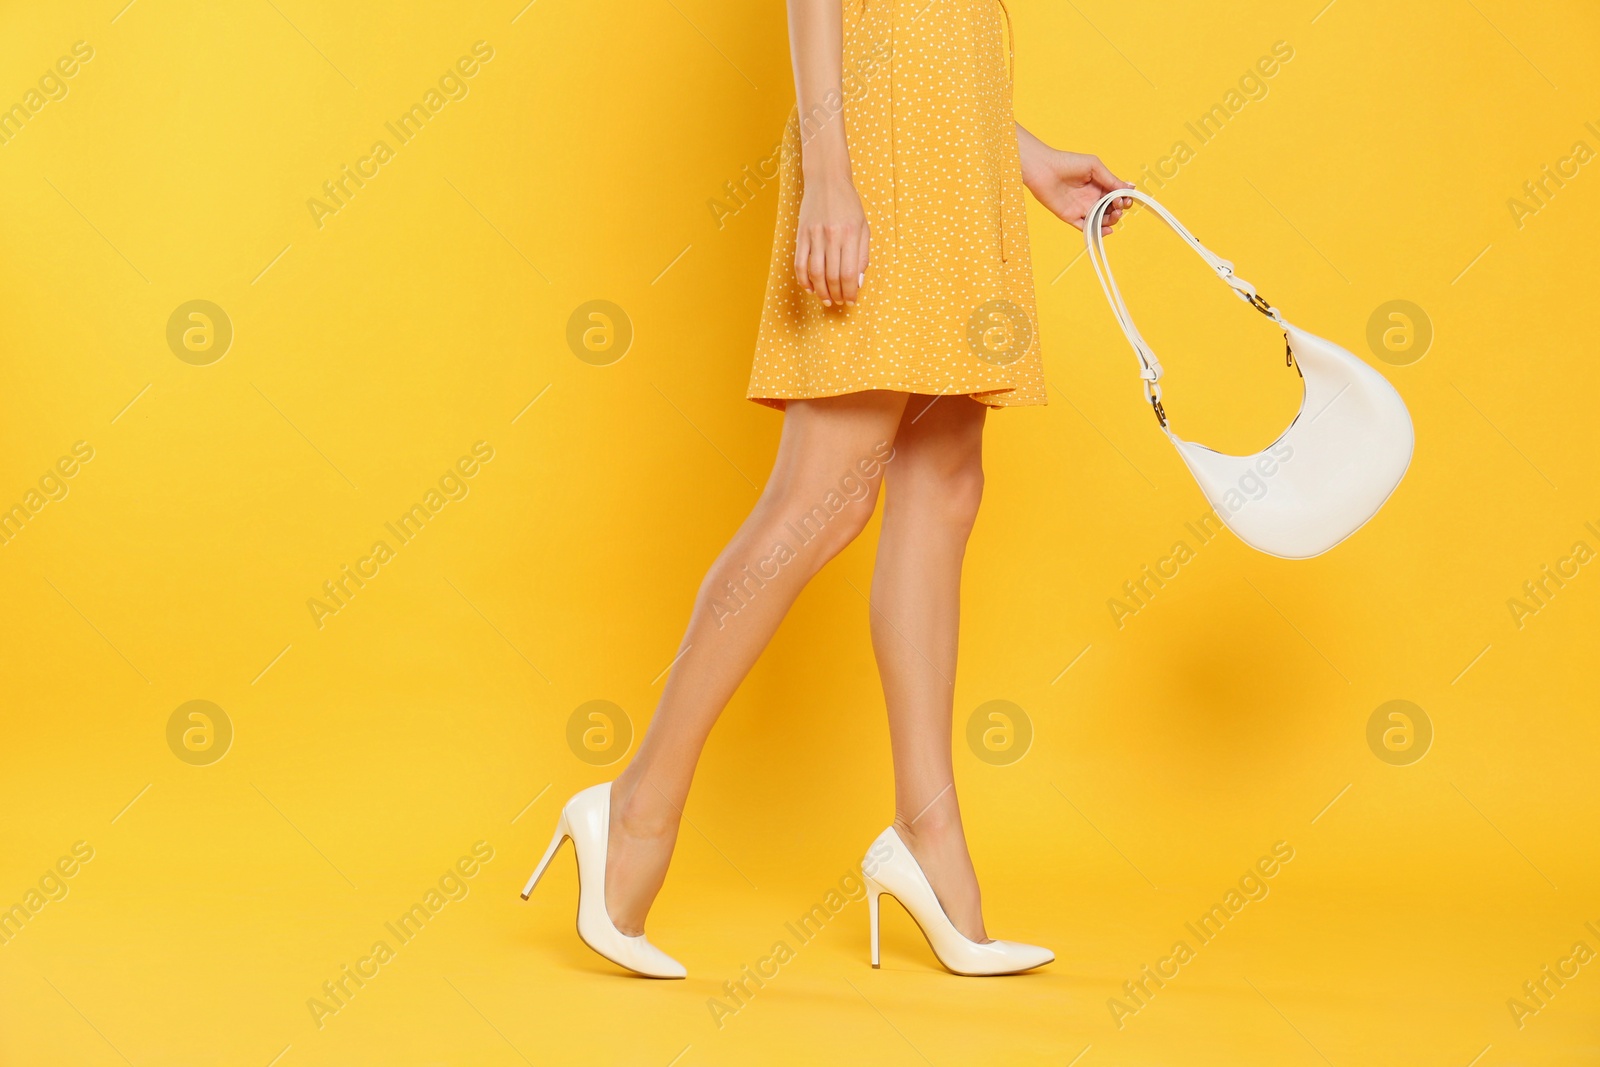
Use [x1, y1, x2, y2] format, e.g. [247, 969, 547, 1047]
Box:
[610, 776, 682, 840]
[894, 786, 964, 846]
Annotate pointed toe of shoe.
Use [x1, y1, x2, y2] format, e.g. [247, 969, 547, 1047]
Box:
[954, 938, 1054, 976]
[617, 934, 687, 979]
[653, 954, 689, 980]
[999, 941, 1055, 973]
[630, 940, 688, 979]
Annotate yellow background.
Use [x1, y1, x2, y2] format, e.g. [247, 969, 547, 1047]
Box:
[2, 1, 1597, 1064]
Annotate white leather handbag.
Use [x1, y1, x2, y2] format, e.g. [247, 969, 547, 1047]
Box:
[1084, 190, 1414, 560]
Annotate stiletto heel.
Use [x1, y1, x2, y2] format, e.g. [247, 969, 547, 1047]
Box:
[520, 812, 569, 900]
[520, 782, 686, 979]
[859, 827, 1053, 976]
[867, 885, 882, 969]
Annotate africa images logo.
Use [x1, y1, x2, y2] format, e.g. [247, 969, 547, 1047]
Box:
[966, 300, 1032, 366]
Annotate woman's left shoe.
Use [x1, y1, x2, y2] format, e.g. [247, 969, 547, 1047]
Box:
[862, 826, 1054, 976]
[520, 782, 686, 979]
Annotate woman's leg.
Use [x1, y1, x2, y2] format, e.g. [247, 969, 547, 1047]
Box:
[605, 390, 910, 935]
[870, 395, 991, 941]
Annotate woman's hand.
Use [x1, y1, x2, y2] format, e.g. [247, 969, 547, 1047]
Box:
[1016, 124, 1134, 236]
[795, 168, 870, 306]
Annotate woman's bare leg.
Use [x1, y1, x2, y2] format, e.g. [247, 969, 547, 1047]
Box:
[604, 390, 910, 935]
[870, 395, 991, 941]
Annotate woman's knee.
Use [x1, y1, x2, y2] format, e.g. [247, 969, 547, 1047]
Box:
[760, 473, 883, 563]
[794, 479, 882, 556]
[891, 449, 984, 534]
[941, 455, 986, 531]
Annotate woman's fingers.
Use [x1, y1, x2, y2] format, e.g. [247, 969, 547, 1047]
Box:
[1112, 175, 1135, 212]
[800, 223, 871, 307]
[843, 223, 870, 304]
[795, 230, 813, 291]
[1088, 156, 1125, 193]
[805, 228, 829, 302]
[823, 227, 845, 305]
[1091, 164, 1137, 233]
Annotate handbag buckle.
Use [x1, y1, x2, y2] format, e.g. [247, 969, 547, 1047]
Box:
[1247, 292, 1277, 317]
[1150, 395, 1167, 427]
[1146, 381, 1167, 427]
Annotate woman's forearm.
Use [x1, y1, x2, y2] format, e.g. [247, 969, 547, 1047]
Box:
[1015, 122, 1051, 187]
[787, 0, 851, 180]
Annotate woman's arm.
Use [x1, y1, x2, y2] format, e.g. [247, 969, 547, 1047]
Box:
[1016, 122, 1134, 236]
[788, 0, 869, 306]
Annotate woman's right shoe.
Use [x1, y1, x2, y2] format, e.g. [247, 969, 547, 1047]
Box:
[863, 826, 1054, 976]
[520, 782, 686, 979]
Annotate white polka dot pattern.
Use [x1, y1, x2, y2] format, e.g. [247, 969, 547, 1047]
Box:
[748, 0, 1047, 410]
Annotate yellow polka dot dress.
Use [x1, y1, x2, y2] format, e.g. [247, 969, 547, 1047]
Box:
[748, 0, 1046, 409]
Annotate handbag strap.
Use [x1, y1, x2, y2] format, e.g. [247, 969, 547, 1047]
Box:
[1084, 189, 1285, 427]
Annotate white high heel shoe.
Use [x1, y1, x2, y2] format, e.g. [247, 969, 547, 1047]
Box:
[520, 782, 686, 979]
[863, 826, 1054, 976]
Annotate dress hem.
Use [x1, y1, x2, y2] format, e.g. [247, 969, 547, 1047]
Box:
[746, 383, 1047, 411]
